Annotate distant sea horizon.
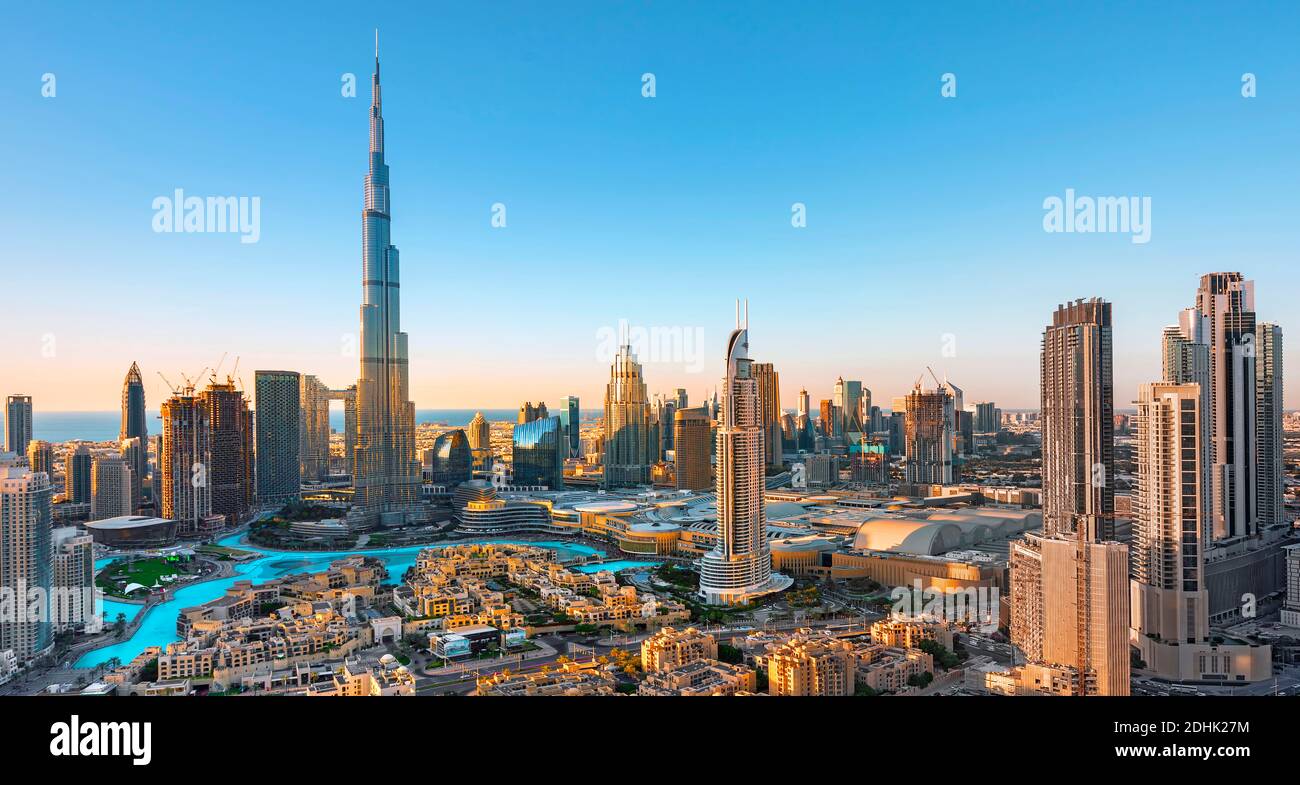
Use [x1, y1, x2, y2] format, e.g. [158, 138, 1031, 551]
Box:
[30, 409, 598, 444]
[29, 406, 1151, 444]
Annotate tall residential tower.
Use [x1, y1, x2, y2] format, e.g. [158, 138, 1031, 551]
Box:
[255, 370, 302, 506]
[1040, 297, 1114, 542]
[5, 395, 32, 456]
[1010, 298, 1128, 696]
[0, 455, 53, 662]
[1194, 272, 1257, 540]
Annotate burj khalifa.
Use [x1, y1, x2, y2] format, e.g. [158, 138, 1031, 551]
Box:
[352, 37, 421, 525]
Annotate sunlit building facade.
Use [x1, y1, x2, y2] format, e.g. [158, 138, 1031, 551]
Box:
[698, 312, 790, 605]
[603, 345, 651, 488]
[752, 362, 780, 467]
[1131, 381, 1272, 682]
[1010, 297, 1128, 696]
[673, 406, 712, 491]
[1041, 297, 1115, 542]
[25, 440, 53, 479]
[467, 411, 491, 469]
[90, 452, 133, 520]
[0, 456, 53, 661]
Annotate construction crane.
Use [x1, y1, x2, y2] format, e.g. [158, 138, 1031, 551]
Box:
[183, 367, 208, 393]
[926, 366, 943, 389]
[158, 366, 207, 398]
[210, 352, 229, 384]
[157, 371, 181, 395]
[229, 356, 243, 391]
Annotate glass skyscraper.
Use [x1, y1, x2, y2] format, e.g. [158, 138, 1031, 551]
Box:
[512, 416, 564, 489]
[426, 429, 472, 486]
[557, 395, 580, 459]
[5, 394, 32, 456]
[352, 44, 421, 523]
[66, 444, 92, 505]
[255, 370, 301, 505]
[120, 362, 148, 492]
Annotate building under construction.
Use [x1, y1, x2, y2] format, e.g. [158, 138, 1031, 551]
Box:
[160, 389, 213, 536]
[903, 379, 956, 486]
[201, 379, 253, 526]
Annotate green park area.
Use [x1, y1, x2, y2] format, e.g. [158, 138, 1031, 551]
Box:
[96, 556, 185, 597]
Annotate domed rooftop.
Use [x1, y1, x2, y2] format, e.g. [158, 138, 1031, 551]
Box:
[851, 519, 965, 555]
[765, 501, 810, 520]
[573, 500, 639, 515]
[627, 520, 681, 533]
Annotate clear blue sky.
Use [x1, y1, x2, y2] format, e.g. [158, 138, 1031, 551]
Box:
[3, 1, 1298, 411]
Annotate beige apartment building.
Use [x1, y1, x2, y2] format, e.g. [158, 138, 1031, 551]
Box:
[765, 635, 856, 696]
[1011, 534, 1130, 696]
[1130, 382, 1271, 683]
[641, 627, 718, 672]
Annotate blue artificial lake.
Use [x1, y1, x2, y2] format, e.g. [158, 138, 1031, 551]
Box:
[75, 534, 643, 669]
[100, 597, 143, 623]
[573, 560, 656, 573]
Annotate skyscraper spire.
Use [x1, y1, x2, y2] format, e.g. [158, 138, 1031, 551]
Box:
[353, 39, 420, 524]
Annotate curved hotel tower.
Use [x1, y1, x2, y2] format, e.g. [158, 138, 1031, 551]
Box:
[698, 307, 791, 605]
[352, 43, 421, 525]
